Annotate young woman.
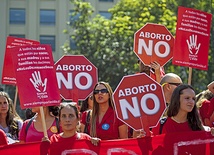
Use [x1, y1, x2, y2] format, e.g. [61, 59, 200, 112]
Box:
[152, 84, 211, 135]
[0, 91, 23, 143]
[42, 102, 99, 155]
[19, 106, 60, 143]
[84, 81, 128, 140]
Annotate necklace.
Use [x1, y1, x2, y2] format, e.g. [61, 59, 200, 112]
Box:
[171, 116, 187, 123]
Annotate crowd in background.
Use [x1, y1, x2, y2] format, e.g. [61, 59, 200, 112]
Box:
[0, 60, 214, 154]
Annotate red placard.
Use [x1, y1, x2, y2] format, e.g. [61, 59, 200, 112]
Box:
[11, 44, 60, 109]
[54, 55, 98, 101]
[134, 23, 174, 67]
[172, 6, 212, 70]
[113, 73, 166, 131]
[1, 36, 40, 85]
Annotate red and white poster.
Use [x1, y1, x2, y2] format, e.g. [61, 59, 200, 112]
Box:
[11, 44, 61, 109]
[133, 23, 174, 67]
[113, 73, 166, 131]
[1, 36, 40, 85]
[55, 55, 98, 101]
[172, 6, 212, 70]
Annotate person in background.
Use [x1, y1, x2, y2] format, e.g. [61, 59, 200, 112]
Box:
[152, 84, 214, 135]
[138, 59, 165, 83]
[83, 81, 128, 140]
[79, 94, 93, 133]
[160, 73, 183, 107]
[208, 81, 214, 94]
[0, 129, 8, 146]
[19, 106, 60, 143]
[0, 91, 23, 143]
[80, 94, 93, 113]
[42, 102, 100, 155]
[196, 89, 214, 127]
[25, 108, 36, 120]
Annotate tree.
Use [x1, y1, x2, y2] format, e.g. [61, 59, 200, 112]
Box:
[62, 0, 213, 93]
[62, 0, 177, 90]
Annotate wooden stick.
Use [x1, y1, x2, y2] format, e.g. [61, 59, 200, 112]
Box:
[13, 86, 18, 113]
[40, 107, 48, 137]
[188, 67, 192, 85]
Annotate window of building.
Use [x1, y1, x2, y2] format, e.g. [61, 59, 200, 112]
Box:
[40, 35, 56, 52]
[9, 8, 26, 24]
[99, 11, 112, 19]
[9, 34, 25, 38]
[99, 0, 114, 2]
[40, 9, 56, 25]
[69, 10, 80, 25]
[70, 38, 77, 50]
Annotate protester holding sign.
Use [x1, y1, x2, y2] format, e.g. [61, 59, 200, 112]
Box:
[0, 91, 23, 143]
[138, 60, 164, 83]
[85, 81, 128, 140]
[19, 106, 60, 143]
[152, 84, 214, 135]
[42, 102, 100, 155]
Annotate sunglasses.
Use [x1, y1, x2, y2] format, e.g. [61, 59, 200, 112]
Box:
[93, 89, 108, 94]
[168, 83, 181, 86]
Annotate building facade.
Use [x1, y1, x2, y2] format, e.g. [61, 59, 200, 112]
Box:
[0, 0, 119, 81]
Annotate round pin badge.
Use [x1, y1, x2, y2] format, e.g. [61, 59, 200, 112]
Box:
[50, 126, 58, 133]
[102, 123, 110, 130]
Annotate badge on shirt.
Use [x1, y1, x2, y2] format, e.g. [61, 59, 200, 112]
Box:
[102, 123, 110, 130]
[50, 126, 58, 133]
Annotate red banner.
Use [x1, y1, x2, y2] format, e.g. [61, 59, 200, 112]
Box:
[0, 131, 214, 155]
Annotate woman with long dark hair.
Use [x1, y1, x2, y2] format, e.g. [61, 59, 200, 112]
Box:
[0, 91, 23, 143]
[87, 81, 128, 140]
[153, 84, 214, 135]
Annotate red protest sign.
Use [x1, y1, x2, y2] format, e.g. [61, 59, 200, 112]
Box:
[1, 36, 40, 85]
[134, 23, 174, 67]
[54, 55, 98, 101]
[11, 45, 61, 109]
[172, 6, 212, 70]
[113, 73, 166, 131]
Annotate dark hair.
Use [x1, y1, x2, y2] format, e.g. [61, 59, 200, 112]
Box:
[48, 106, 59, 116]
[0, 91, 22, 139]
[80, 96, 90, 113]
[25, 108, 36, 120]
[167, 84, 204, 131]
[59, 102, 79, 122]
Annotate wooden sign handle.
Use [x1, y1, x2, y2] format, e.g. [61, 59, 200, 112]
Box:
[40, 107, 48, 138]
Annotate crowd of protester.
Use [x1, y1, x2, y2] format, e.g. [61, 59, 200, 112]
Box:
[0, 60, 214, 154]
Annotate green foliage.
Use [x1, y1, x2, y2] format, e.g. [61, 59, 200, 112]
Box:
[62, 0, 214, 93]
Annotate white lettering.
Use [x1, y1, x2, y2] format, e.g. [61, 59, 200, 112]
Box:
[56, 72, 72, 89]
[118, 84, 157, 97]
[141, 93, 160, 115]
[56, 65, 93, 71]
[75, 72, 93, 90]
[119, 97, 141, 120]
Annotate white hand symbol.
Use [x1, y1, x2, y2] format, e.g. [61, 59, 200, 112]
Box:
[186, 34, 201, 55]
[30, 71, 47, 92]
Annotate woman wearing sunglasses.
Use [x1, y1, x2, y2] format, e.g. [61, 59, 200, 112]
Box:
[83, 81, 128, 140]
